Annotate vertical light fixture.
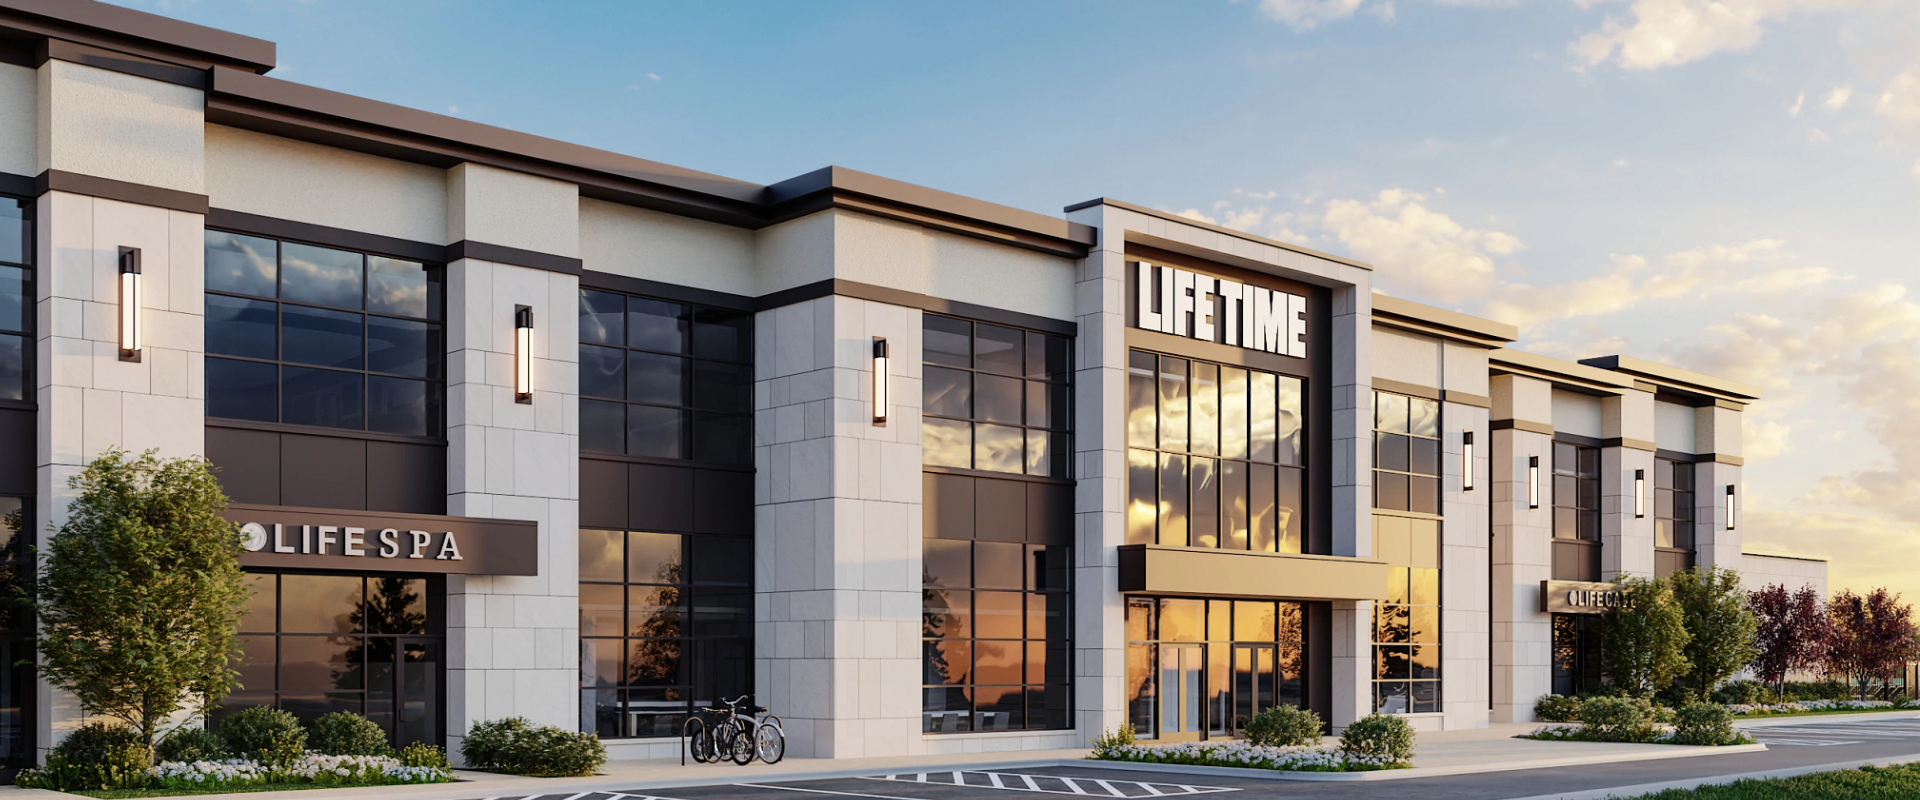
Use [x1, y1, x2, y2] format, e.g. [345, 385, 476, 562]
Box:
[514, 305, 533, 403]
[117, 247, 142, 362]
[1634, 469, 1646, 518]
[1462, 431, 1475, 492]
[872, 337, 890, 425]
[1726, 484, 1737, 531]
[1528, 456, 1540, 509]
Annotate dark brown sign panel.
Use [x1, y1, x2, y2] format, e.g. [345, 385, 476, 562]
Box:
[1541, 580, 1623, 615]
[223, 504, 539, 576]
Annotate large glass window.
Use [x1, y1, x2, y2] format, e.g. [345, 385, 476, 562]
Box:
[1552, 614, 1604, 696]
[1126, 350, 1303, 551]
[0, 498, 34, 771]
[923, 539, 1071, 732]
[1372, 391, 1439, 514]
[204, 232, 444, 436]
[0, 199, 31, 404]
[578, 290, 752, 465]
[221, 573, 444, 749]
[579, 529, 751, 738]
[1553, 442, 1601, 581]
[1371, 553, 1441, 714]
[1654, 458, 1696, 577]
[922, 315, 1072, 477]
[1124, 598, 1306, 740]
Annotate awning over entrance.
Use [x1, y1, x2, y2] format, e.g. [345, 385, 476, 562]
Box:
[1117, 545, 1390, 601]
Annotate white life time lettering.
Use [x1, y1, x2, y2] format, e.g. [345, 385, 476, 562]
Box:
[239, 522, 464, 561]
[1134, 261, 1308, 358]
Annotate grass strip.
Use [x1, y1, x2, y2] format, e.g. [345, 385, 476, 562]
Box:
[1621, 762, 1920, 798]
[77, 782, 413, 799]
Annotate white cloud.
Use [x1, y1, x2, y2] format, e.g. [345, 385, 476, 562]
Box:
[1790, 92, 1805, 117]
[1745, 418, 1793, 461]
[1824, 85, 1853, 110]
[1319, 189, 1521, 304]
[1809, 128, 1832, 144]
[647, 72, 662, 81]
[1570, 0, 1870, 71]
[1875, 68, 1920, 132]
[1255, 0, 1367, 30]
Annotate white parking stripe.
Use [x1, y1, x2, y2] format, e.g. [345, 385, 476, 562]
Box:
[1058, 778, 1090, 795]
[864, 771, 1237, 797]
[737, 784, 923, 800]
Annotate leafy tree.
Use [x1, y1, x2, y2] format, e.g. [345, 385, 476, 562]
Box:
[1599, 574, 1690, 698]
[27, 449, 249, 745]
[1747, 584, 1830, 701]
[1825, 588, 1920, 700]
[1669, 566, 1759, 701]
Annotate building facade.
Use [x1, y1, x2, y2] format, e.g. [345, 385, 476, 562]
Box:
[0, 0, 1828, 767]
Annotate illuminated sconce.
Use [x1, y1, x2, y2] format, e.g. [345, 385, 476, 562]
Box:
[1462, 431, 1475, 492]
[1726, 484, 1737, 531]
[872, 337, 890, 425]
[514, 305, 533, 403]
[1528, 456, 1540, 509]
[118, 247, 142, 361]
[1634, 469, 1646, 518]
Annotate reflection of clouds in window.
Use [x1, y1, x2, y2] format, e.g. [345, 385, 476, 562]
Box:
[924, 418, 970, 468]
[367, 257, 430, 318]
[205, 232, 276, 296]
[280, 243, 363, 308]
[974, 423, 1023, 473]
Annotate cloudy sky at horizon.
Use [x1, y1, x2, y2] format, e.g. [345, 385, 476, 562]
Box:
[113, 0, 1920, 603]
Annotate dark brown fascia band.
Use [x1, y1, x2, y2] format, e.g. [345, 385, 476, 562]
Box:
[0, 171, 29, 199]
[1601, 437, 1658, 453]
[35, 170, 209, 214]
[0, 0, 275, 72]
[1370, 378, 1440, 401]
[207, 209, 444, 263]
[754, 278, 1077, 337]
[579, 271, 753, 312]
[446, 240, 582, 275]
[36, 38, 206, 88]
[1491, 419, 1554, 436]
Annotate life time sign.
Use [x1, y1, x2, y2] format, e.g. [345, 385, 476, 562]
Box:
[223, 504, 538, 576]
[1134, 260, 1308, 358]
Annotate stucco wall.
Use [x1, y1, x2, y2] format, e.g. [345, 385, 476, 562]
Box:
[1656, 400, 1696, 453]
[447, 163, 579, 258]
[206, 124, 447, 244]
[38, 61, 202, 194]
[0, 63, 33, 177]
[1739, 552, 1828, 597]
[1551, 390, 1603, 439]
[579, 197, 754, 295]
[828, 211, 1077, 321]
[1372, 327, 1441, 389]
[1442, 341, 1490, 397]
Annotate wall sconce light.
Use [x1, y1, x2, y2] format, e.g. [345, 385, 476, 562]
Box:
[514, 305, 533, 403]
[118, 247, 141, 362]
[1726, 484, 1737, 531]
[1462, 431, 1475, 492]
[1634, 469, 1646, 518]
[1528, 456, 1540, 509]
[872, 337, 890, 425]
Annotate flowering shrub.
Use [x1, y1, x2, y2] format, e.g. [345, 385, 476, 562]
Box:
[1339, 714, 1415, 767]
[85, 752, 456, 793]
[151, 760, 267, 790]
[1727, 698, 1912, 715]
[1090, 740, 1406, 772]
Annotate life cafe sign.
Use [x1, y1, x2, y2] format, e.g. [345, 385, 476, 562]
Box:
[222, 504, 538, 576]
[1133, 260, 1308, 358]
[1540, 580, 1623, 615]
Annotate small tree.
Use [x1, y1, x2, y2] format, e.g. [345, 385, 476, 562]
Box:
[1747, 584, 1829, 701]
[28, 449, 250, 745]
[1670, 566, 1758, 701]
[1600, 574, 1690, 698]
[1825, 588, 1920, 701]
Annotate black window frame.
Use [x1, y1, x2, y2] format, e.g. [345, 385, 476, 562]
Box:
[921, 314, 1073, 479]
[0, 496, 34, 772]
[922, 537, 1073, 734]
[203, 230, 447, 438]
[1370, 390, 1441, 515]
[576, 288, 753, 467]
[0, 196, 32, 409]
[1654, 457, 1697, 576]
[1123, 597, 1308, 740]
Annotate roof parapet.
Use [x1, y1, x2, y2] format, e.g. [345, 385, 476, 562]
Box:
[1580, 354, 1761, 404]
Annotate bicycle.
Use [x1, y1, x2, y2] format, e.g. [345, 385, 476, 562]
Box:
[683, 704, 734, 764]
[690, 696, 784, 765]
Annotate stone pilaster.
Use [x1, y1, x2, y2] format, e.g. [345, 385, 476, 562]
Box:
[1440, 402, 1491, 730]
[1490, 373, 1553, 723]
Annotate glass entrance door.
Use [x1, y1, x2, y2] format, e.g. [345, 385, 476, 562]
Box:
[1158, 644, 1203, 741]
[1233, 644, 1276, 730]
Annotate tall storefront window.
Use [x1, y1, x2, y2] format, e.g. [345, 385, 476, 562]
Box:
[1125, 350, 1304, 551]
[1125, 598, 1305, 740]
[1552, 442, 1601, 581]
[223, 573, 444, 748]
[1654, 458, 1696, 577]
[578, 290, 752, 465]
[1372, 392, 1439, 514]
[0, 199, 27, 403]
[1552, 614, 1604, 696]
[204, 232, 444, 436]
[921, 315, 1071, 477]
[580, 529, 750, 738]
[0, 498, 33, 771]
[922, 536, 1071, 733]
[1370, 531, 1441, 714]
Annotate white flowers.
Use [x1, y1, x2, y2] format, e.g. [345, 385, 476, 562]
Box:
[1727, 699, 1903, 715]
[150, 752, 454, 789]
[1092, 740, 1399, 772]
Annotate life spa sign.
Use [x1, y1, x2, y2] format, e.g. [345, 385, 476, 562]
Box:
[1540, 580, 1623, 615]
[222, 504, 538, 575]
[1133, 260, 1308, 358]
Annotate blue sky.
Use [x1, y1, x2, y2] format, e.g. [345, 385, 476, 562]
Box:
[117, 0, 1920, 600]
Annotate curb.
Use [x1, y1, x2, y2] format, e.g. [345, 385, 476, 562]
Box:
[1498, 753, 1920, 800]
[1074, 744, 1769, 783]
[1736, 710, 1920, 729]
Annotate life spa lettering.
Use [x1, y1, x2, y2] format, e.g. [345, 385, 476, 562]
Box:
[1134, 260, 1308, 358]
[239, 522, 464, 561]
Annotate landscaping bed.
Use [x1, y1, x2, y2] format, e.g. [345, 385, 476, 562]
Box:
[1089, 709, 1415, 773]
[1727, 699, 1918, 717]
[1622, 762, 1920, 798]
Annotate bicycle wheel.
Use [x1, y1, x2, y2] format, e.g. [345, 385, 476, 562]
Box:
[756, 721, 786, 764]
[729, 728, 756, 765]
[686, 717, 710, 763]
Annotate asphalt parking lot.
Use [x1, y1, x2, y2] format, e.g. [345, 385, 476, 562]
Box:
[472, 717, 1920, 800]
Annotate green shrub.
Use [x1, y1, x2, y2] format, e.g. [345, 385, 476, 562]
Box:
[307, 710, 393, 757]
[1672, 702, 1743, 746]
[399, 741, 454, 769]
[1783, 680, 1854, 703]
[1090, 723, 1137, 758]
[1338, 714, 1415, 767]
[1580, 696, 1662, 743]
[155, 726, 230, 762]
[219, 706, 307, 766]
[14, 721, 152, 790]
[1243, 704, 1324, 747]
[461, 717, 606, 777]
[1535, 694, 1585, 722]
[1713, 680, 1773, 706]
